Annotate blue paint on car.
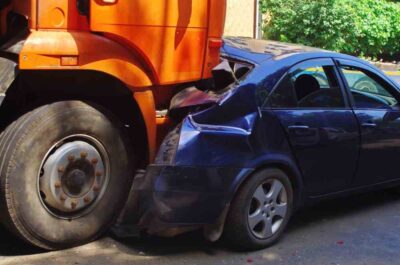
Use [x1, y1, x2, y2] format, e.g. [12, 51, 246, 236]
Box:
[119, 37, 400, 248]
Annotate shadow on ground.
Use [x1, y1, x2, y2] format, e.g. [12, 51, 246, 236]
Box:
[0, 189, 400, 265]
[117, 189, 400, 255]
[0, 228, 40, 256]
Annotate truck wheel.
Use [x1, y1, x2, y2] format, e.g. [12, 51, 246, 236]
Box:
[224, 168, 293, 250]
[0, 101, 135, 250]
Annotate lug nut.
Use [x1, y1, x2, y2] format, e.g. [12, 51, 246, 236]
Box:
[58, 166, 65, 173]
[68, 155, 75, 162]
[91, 158, 98, 164]
[71, 200, 77, 209]
[84, 196, 91, 204]
[93, 185, 100, 192]
[60, 194, 67, 201]
[54, 181, 61, 189]
[96, 171, 102, 177]
[80, 151, 88, 159]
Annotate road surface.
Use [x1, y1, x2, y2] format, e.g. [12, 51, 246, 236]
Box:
[0, 189, 400, 265]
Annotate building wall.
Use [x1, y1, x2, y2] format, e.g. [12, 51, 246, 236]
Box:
[224, 0, 256, 38]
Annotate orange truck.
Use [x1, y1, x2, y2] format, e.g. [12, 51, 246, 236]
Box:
[0, 0, 226, 249]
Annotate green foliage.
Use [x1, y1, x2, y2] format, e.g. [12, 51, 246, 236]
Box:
[261, 0, 400, 58]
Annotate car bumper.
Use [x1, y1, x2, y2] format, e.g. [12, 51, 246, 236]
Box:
[116, 165, 252, 237]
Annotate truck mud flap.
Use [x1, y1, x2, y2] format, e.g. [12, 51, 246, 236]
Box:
[0, 57, 17, 105]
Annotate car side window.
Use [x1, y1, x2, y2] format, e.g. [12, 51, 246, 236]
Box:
[267, 60, 345, 108]
[339, 66, 398, 109]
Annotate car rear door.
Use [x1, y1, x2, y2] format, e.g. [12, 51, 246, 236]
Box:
[337, 59, 400, 186]
[266, 58, 360, 196]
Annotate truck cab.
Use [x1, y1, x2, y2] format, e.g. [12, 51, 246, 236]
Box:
[0, 0, 226, 250]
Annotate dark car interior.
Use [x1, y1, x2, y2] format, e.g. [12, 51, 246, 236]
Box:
[288, 65, 400, 110]
[294, 74, 320, 101]
[351, 90, 394, 109]
[211, 59, 253, 92]
[340, 66, 399, 109]
[292, 66, 345, 108]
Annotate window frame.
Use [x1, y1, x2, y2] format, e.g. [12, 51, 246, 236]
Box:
[264, 58, 351, 110]
[335, 58, 400, 110]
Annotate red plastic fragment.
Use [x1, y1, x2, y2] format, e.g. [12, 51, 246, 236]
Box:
[337, 240, 344, 245]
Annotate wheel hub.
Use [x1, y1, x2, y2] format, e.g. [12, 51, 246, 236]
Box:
[248, 179, 288, 239]
[39, 139, 108, 215]
[62, 167, 93, 197]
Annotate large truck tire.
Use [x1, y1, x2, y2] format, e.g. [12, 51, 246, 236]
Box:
[0, 101, 136, 250]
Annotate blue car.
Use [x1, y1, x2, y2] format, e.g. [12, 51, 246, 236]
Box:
[118, 37, 400, 250]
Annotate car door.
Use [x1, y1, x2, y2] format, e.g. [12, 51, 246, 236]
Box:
[266, 58, 360, 196]
[337, 59, 400, 186]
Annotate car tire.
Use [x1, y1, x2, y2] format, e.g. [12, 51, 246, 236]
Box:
[224, 168, 293, 250]
[0, 101, 135, 250]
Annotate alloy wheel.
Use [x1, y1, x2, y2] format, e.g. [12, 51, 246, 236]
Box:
[247, 178, 288, 239]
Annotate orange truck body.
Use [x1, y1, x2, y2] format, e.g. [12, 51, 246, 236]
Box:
[2, 0, 226, 162]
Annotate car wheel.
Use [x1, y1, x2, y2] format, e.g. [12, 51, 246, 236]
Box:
[224, 168, 293, 250]
[0, 101, 135, 250]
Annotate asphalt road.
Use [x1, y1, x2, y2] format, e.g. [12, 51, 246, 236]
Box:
[1, 189, 400, 265]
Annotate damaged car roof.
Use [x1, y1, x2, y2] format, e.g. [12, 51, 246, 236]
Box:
[222, 37, 326, 64]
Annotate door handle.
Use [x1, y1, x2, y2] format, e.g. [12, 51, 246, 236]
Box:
[288, 125, 312, 137]
[288, 125, 310, 130]
[361, 122, 377, 128]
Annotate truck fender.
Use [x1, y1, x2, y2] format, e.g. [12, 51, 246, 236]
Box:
[19, 31, 154, 88]
[133, 89, 157, 162]
[19, 31, 158, 162]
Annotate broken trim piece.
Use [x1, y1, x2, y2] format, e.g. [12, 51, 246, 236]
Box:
[188, 115, 252, 136]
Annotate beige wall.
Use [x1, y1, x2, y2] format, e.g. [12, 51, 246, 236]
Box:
[224, 0, 256, 37]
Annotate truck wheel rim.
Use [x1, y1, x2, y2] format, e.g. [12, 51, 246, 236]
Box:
[38, 135, 110, 219]
[247, 178, 288, 239]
